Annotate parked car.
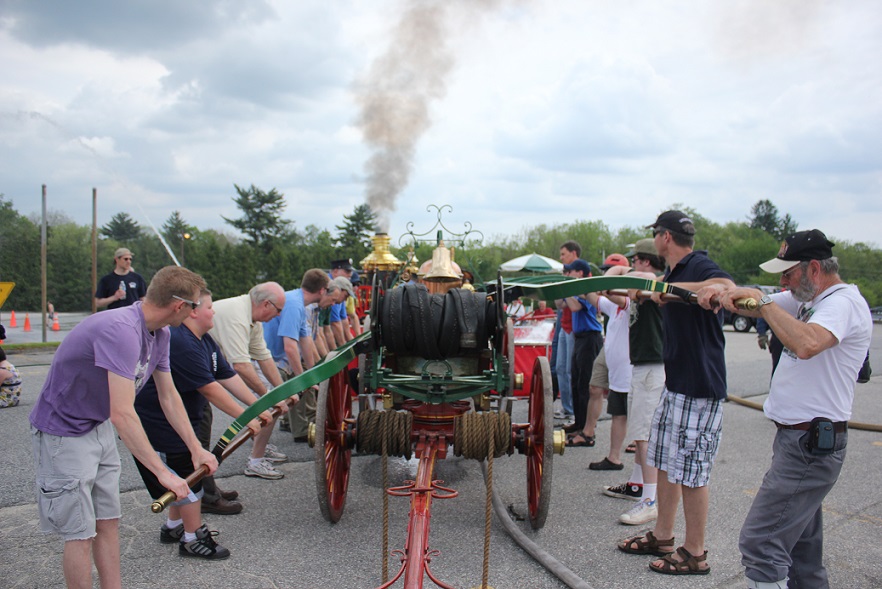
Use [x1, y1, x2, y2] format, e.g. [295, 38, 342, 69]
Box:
[722, 285, 780, 333]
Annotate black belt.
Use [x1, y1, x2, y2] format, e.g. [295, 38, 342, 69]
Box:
[774, 421, 848, 433]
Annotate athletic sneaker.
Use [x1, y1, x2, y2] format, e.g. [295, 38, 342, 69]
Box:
[159, 523, 184, 544]
[619, 498, 658, 525]
[179, 525, 230, 560]
[244, 459, 284, 480]
[263, 443, 288, 463]
[602, 482, 643, 501]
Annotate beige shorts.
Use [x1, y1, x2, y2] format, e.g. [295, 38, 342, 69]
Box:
[626, 363, 666, 441]
[588, 347, 608, 389]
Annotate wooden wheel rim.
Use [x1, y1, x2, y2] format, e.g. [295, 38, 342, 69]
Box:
[314, 367, 352, 523]
[526, 355, 553, 529]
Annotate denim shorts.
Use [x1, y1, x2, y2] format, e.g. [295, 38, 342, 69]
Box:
[32, 420, 122, 541]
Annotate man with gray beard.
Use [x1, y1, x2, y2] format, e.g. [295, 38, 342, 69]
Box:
[719, 229, 872, 588]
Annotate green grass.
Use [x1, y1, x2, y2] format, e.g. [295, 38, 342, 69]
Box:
[1, 341, 61, 352]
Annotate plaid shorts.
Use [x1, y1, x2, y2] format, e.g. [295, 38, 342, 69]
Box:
[647, 388, 724, 488]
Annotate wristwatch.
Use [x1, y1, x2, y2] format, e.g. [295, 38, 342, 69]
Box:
[757, 295, 773, 309]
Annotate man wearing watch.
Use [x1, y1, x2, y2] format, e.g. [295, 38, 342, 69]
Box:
[719, 229, 872, 589]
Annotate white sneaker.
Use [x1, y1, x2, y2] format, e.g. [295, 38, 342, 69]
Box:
[263, 443, 288, 463]
[244, 459, 284, 480]
[619, 498, 657, 525]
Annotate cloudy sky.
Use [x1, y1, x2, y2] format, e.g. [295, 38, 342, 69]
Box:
[2, 0, 881, 249]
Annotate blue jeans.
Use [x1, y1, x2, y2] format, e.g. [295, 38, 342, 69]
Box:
[555, 330, 575, 414]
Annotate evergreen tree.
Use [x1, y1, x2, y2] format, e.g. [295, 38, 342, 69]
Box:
[161, 211, 195, 243]
[749, 199, 798, 241]
[335, 204, 377, 261]
[222, 184, 292, 250]
[100, 212, 142, 242]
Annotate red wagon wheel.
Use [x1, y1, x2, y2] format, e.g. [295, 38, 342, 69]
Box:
[526, 355, 554, 529]
[314, 363, 353, 523]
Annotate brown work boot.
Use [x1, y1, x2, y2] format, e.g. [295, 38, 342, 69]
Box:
[201, 496, 243, 515]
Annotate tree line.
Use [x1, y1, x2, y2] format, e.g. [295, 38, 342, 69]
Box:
[2, 188, 881, 312]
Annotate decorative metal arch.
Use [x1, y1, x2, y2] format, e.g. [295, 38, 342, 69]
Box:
[398, 204, 484, 248]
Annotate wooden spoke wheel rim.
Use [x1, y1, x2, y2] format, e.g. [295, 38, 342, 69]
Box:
[314, 364, 353, 523]
[526, 355, 554, 529]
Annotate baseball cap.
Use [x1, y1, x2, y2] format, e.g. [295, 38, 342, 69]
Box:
[330, 258, 353, 271]
[625, 238, 657, 258]
[114, 247, 133, 259]
[350, 269, 360, 285]
[646, 210, 696, 236]
[759, 229, 835, 274]
[600, 253, 630, 270]
[564, 259, 592, 276]
[332, 276, 355, 298]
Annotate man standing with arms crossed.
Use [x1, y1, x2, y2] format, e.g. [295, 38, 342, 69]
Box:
[618, 211, 734, 576]
[720, 229, 872, 588]
[30, 266, 218, 588]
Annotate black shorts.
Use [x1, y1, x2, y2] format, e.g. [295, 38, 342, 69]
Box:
[606, 390, 628, 416]
[134, 451, 202, 501]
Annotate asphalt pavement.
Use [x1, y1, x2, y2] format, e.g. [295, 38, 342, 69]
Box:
[1, 321, 881, 588]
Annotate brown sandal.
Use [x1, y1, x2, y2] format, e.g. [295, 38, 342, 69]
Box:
[649, 546, 710, 575]
[617, 531, 675, 556]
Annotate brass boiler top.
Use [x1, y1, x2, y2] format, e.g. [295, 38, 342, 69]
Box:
[360, 233, 405, 273]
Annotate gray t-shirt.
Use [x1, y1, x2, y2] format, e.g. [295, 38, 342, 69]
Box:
[30, 302, 170, 437]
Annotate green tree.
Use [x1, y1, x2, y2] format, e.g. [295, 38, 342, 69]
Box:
[335, 204, 377, 261]
[0, 195, 41, 311]
[222, 184, 292, 251]
[100, 212, 142, 242]
[161, 211, 195, 243]
[748, 199, 798, 241]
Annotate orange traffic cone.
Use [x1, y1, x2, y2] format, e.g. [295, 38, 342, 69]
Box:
[51, 315, 60, 331]
[23, 313, 32, 332]
[9, 310, 16, 328]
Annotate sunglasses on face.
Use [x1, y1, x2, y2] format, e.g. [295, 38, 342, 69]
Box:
[172, 295, 201, 310]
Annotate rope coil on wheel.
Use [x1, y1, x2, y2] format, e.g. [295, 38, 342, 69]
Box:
[357, 409, 413, 459]
[453, 411, 511, 460]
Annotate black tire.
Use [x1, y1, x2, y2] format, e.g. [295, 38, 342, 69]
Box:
[733, 315, 753, 333]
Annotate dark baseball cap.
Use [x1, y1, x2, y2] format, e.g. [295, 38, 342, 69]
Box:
[564, 259, 592, 275]
[759, 229, 835, 273]
[330, 258, 353, 271]
[646, 210, 696, 236]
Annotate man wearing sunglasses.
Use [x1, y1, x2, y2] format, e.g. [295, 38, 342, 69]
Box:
[95, 247, 148, 310]
[30, 266, 218, 587]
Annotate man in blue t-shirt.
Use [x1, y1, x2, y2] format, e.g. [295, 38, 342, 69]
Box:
[135, 289, 272, 560]
[563, 258, 604, 436]
[263, 269, 329, 441]
[618, 210, 734, 576]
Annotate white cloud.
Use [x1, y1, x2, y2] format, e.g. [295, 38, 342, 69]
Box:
[1, 0, 880, 253]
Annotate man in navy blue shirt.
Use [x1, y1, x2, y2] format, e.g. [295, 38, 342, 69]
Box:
[619, 210, 734, 576]
[135, 289, 272, 560]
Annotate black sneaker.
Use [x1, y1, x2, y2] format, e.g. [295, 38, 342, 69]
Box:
[179, 525, 231, 560]
[602, 482, 643, 501]
[159, 523, 184, 544]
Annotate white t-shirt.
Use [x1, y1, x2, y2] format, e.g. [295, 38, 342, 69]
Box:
[598, 296, 632, 393]
[764, 284, 872, 424]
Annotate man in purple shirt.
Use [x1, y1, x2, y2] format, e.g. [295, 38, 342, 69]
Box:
[30, 266, 218, 588]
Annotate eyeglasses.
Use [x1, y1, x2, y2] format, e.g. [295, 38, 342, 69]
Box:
[172, 295, 201, 310]
[121, 257, 132, 261]
[266, 299, 283, 314]
[652, 228, 664, 237]
[781, 264, 802, 281]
